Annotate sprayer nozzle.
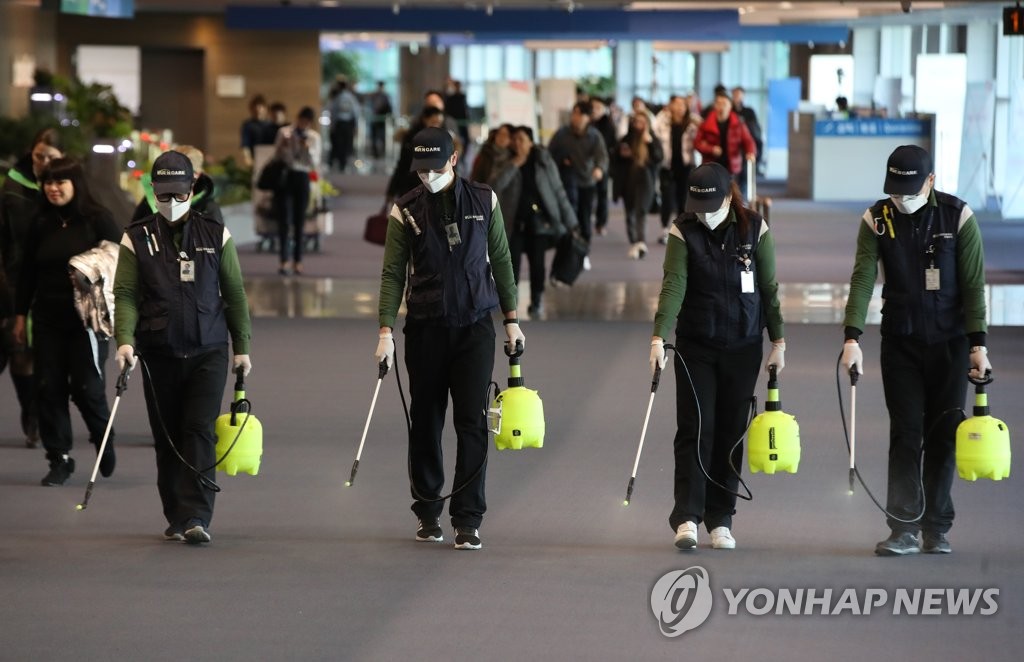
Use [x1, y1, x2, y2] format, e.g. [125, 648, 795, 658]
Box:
[344, 481, 351, 487]
[75, 504, 85, 511]
[622, 500, 629, 507]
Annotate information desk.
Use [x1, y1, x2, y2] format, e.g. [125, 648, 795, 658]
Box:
[787, 114, 933, 202]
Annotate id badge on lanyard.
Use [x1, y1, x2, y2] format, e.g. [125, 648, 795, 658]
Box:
[180, 252, 195, 282]
[922, 211, 939, 291]
[738, 254, 754, 293]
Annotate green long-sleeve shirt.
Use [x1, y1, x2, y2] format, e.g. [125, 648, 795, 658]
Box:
[378, 185, 517, 329]
[113, 219, 251, 354]
[842, 192, 987, 342]
[653, 212, 785, 341]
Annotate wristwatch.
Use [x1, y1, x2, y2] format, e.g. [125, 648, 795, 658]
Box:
[969, 346, 987, 355]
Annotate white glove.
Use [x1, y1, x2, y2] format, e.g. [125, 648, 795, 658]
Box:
[375, 332, 395, 371]
[765, 340, 785, 374]
[504, 321, 525, 352]
[233, 354, 252, 377]
[969, 347, 992, 381]
[841, 341, 863, 375]
[650, 338, 667, 375]
[116, 344, 136, 371]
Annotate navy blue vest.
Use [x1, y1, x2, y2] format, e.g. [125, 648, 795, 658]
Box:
[870, 192, 966, 343]
[674, 211, 765, 348]
[397, 178, 499, 327]
[125, 211, 228, 356]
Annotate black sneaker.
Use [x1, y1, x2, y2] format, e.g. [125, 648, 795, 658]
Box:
[415, 518, 443, 542]
[183, 519, 211, 545]
[41, 456, 75, 487]
[922, 531, 952, 554]
[96, 440, 116, 478]
[164, 526, 185, 542]
[454, 527, 482, 550]
[875, 531, 920, 556]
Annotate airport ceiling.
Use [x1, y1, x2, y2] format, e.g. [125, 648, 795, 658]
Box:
[33, 1, 993, 26]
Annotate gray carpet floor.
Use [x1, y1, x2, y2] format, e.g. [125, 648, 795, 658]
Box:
[1, 321, 1022, 661]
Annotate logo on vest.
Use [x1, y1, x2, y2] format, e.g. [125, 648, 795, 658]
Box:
[195, 247, 217, 254]
[464, 214, 485, 222]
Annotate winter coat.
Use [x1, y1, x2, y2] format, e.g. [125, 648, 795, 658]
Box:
[470, 142, 511, 185]
[0, 155, 43, 288]
[652, 109, 699, 170]
[612, 130, 663, 212]
[491, 146, 578, 239]
[69, 239, 120, 338]
[694, 111, 757, 175]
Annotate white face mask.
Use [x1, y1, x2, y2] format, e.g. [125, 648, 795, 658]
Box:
[156, 198, 190, 223]
[890, 193, 928, 215]
[418, 168, 454, 194]
[697, 203, 730, 230]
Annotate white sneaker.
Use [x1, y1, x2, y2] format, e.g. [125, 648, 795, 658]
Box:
[658, 228, 670, 245]
[710, 526, 736, 549]
[674, 521, 698, 550]
[637, 242, 648, 259]
[583, 256, 592, 271]
[627, 243, 640, 260]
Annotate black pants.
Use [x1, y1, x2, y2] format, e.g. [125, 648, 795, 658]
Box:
[370, 120, 386, 159]
[141, 347, 228, 528]
[1, 315, 36, 437]
[278, 170, 311, 265]
[880, 335, 968, 535]
[34, 324, 111, 458]
[330, 119, 356, 171]
[670, 339, 761, 532]
[509, 229, 548, 305]
[562, 172, 596, 242]
[659, 165, 692, 228]
[594, 175, 609, 232]
[403, 318, 495, 529]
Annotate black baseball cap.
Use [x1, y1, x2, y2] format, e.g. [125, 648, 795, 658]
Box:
[409, 127, 454, 172]
[884, 145, 931, 195]
[684, 163, 732, 213]
[151, 151, 193, 196]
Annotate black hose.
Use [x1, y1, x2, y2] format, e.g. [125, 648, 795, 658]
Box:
[834, 351, 964, 523]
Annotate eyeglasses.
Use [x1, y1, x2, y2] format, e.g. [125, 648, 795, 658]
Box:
[155, 192, 190, 203]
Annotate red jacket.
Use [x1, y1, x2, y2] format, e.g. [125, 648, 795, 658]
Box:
[694, 111, 757, 175]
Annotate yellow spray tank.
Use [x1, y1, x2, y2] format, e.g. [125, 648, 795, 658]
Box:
[488, 340, 544, 450]
[956, 372, 1010, 481]
[748, 365, 801, 474]
[214, 368, 263, 476]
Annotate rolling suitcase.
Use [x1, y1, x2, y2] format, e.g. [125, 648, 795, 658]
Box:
[747, 162, 771, 224]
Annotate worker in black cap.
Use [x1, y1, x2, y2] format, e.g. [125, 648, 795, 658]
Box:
[375, 126, 521, 551]
[113, 150, 253, 544]
[841, 144, 990, 557]
[649, 162, 785, 551]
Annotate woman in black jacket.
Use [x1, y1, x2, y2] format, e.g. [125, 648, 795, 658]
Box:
[0, 127, 64, 448]
[614, 113, 663, 260]
[491, 126, 578, 318]
[13, 158, 122, 486]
